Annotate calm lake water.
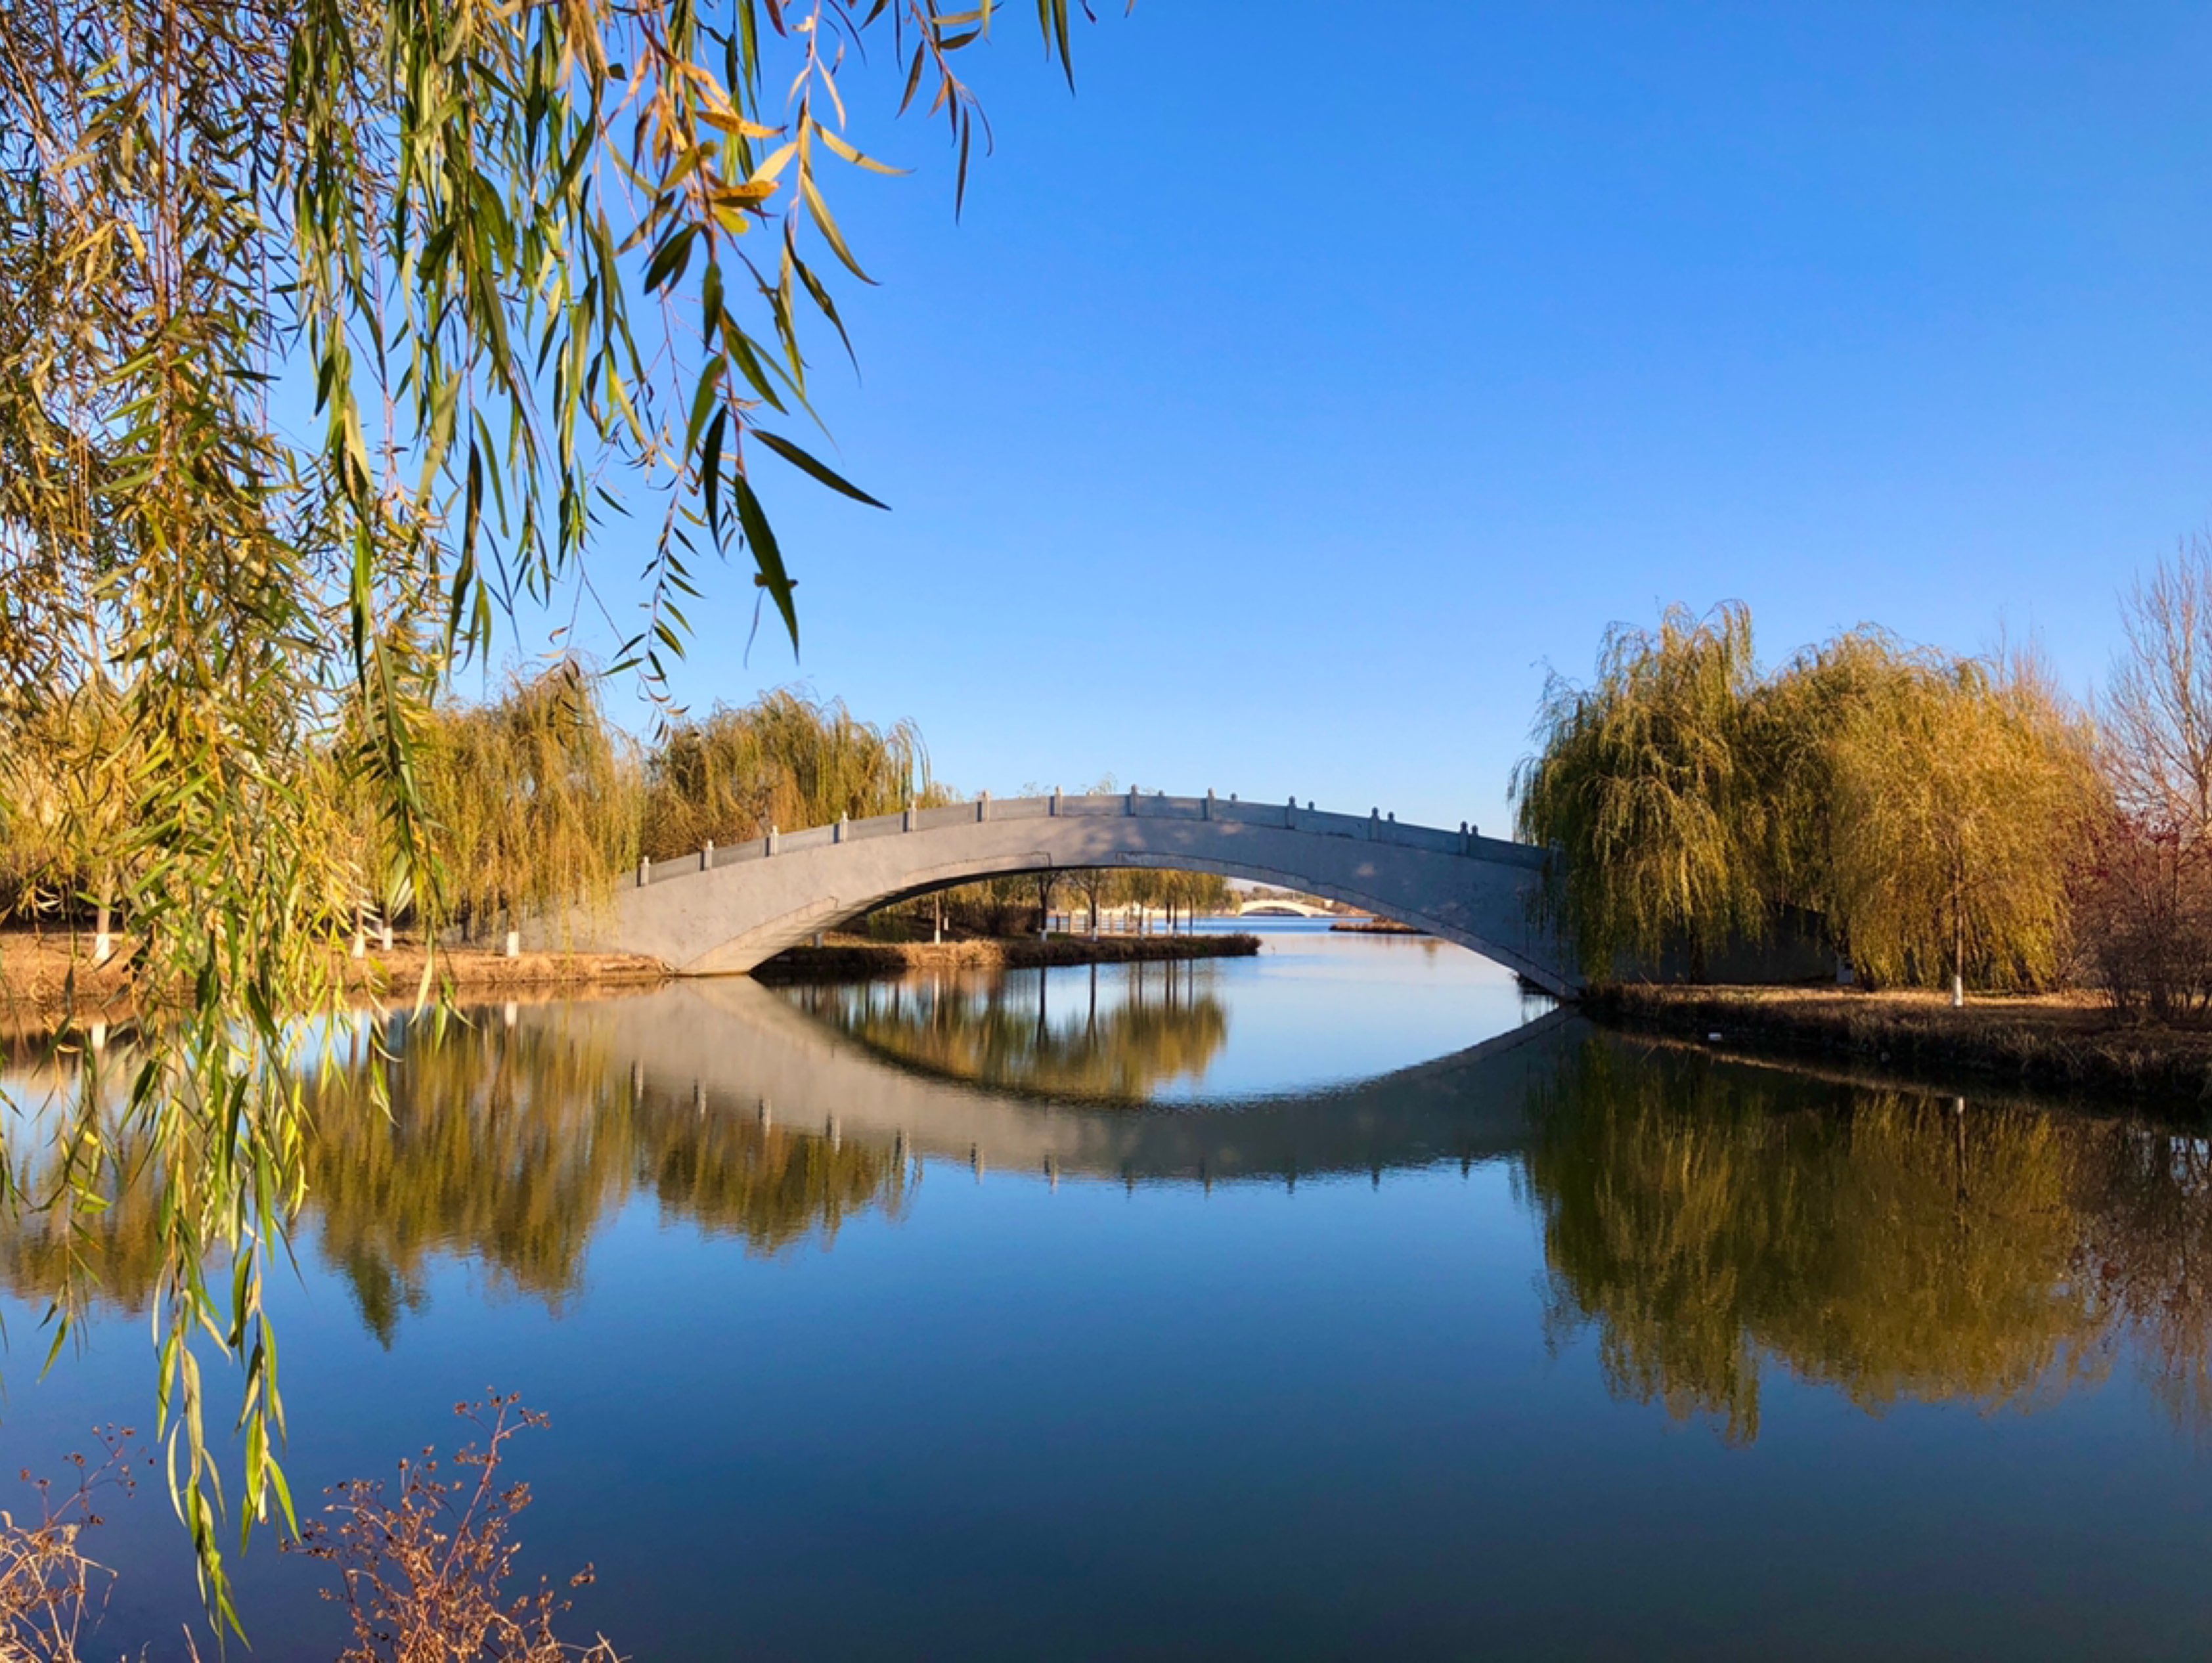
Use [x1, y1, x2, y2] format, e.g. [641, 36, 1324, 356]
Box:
[9, 922, 2212, 1658]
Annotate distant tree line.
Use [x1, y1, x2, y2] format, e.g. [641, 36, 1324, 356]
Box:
[1515, 544, 2212, 1010]
[0, 682, 1241, 950]
[870, 866, 1235, 942]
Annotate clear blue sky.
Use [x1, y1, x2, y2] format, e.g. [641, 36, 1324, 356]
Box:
[536, 1, 2212, 835]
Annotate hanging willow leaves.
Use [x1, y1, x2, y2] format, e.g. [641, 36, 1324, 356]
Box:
[1514, 606, 2099, 986]
[0, 0, 1105, 1630]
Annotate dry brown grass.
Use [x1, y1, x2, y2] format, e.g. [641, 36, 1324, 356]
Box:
[0, 932, 669, 1029]
[292, 1396, 619, 1663]
[0, 1431, 137, 1662]
[338, 945, 669, 999]
[1592, 983, 2212, 1105]
[0, 1400, 619, 1661]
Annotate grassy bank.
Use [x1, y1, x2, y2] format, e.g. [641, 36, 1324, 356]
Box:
[1590, 983, 2212, 1107]
[0, 931, 669, 1024]
[752, 931, 1262, 985]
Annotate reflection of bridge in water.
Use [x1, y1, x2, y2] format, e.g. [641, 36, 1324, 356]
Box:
[527, 980, 1579, 1187]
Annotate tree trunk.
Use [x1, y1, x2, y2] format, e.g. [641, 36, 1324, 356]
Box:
[1952, 883, 1966, 1008]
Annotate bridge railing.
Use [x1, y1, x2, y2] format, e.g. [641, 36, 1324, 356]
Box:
[634, 791, 1545, 887]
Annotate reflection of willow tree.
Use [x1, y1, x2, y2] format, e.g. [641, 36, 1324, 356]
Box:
[1526, 1040, 2113, 1443]
[794, 964, 1229, 1101]
[0, 1015, 908, 1343]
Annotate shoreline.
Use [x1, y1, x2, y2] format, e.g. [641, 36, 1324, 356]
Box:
[1587, 983, 2212, 1110]
[0, 927, 1263, 1025]
[750, 931, 1262, 985]
[0, 933, 671, 1028]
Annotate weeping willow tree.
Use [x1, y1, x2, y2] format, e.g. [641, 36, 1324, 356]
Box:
[0, 0, 1102, 1623]
[1824, 655, 2098, 990]
[640, 688, 933, 860]
[0, 673, 139, 931]
[1511, 604, 1766, 975]
[1516, 605, 2099, 988]
[1738, 627, 1926, 929]
[422, 661, 642, 941]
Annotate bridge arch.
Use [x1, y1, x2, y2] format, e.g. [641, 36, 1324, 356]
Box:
[1233, 898, 1333, 918]
[523, 791, 1577, 996]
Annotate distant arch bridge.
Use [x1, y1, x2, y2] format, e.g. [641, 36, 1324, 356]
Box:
[523, 790, 1577, 996]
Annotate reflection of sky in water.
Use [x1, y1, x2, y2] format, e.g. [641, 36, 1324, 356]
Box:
[7, 983, 2212, 1656]
[795, 921, 1550, 1103]
[1172, 920, 1547, 1098]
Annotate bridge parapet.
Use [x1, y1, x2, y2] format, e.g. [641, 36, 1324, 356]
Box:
[648, 793, 1543, 887]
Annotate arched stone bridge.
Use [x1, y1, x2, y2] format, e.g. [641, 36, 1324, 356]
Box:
[523, 789, 1578, 996]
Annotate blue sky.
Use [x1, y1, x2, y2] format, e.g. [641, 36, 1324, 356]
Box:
[527, 1, 2212, 834]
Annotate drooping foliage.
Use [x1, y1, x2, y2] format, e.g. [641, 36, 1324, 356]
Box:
[1822, 654, 2094, 988]
[0, 0, 1104, 1616]
[1510, 604, 1767, 974]
[420, 662, 639, 940]
[1515, 606, 2099, 987]
[640, 689, 935, 860]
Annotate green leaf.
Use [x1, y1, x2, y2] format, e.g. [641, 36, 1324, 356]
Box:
[686, 353, 728, 455]
[702, 407, 730, 532]
[799, 174, 874, 283]
[753, 430, 887, 510]
[733, 471, 800, 650]
[816, 126, 908, 176]
[643, 224, 700, 293]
